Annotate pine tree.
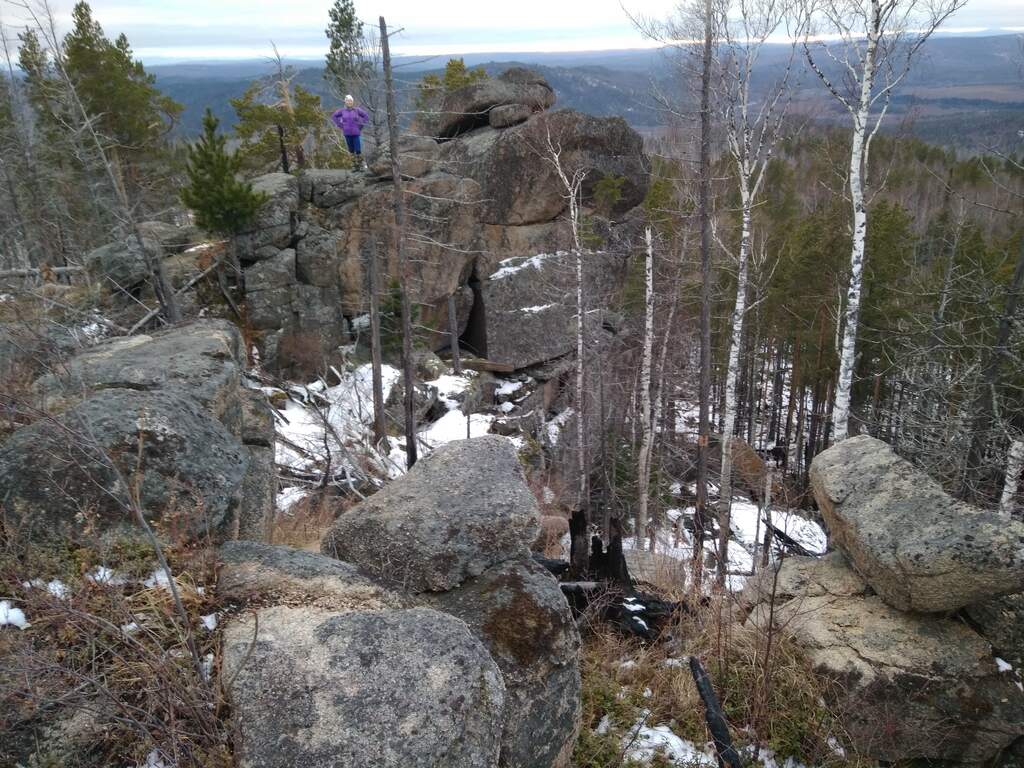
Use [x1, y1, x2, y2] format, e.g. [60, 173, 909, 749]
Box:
[61, 2, 181, 150]
[232, 65, 346, 173]
[415, 58, 488, 111]
[181, 109, 267, 236]
[325, 0, 365, 91]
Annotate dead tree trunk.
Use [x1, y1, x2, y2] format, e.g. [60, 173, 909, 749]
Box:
[380, 16, 417, 469]
[448, 293, 462, 375]
[694, 0, 715, 587]
[368, 236, 387, 448]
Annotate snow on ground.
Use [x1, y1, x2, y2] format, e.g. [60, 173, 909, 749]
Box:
[276, 486, 309, 513]
[269, 363, 498, 499]
[271, 363, 401, 475]
[623, 497, 827, 592]
[621, 712, 814, 767]
[0, 600, 29, 629]
[495, 379, 525, 397]
[622, 713, 717, 766]
[22, 579, 70, 599]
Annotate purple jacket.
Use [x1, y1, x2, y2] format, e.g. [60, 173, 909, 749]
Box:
[332, 106, 370, 136]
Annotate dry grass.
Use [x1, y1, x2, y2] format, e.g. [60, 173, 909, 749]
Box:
[269, 491, 340, 551]
[573, 594, 869, 768]
[0, 525, 230, 768]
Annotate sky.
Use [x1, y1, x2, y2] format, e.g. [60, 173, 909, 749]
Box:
[4, 0, 1023, 63]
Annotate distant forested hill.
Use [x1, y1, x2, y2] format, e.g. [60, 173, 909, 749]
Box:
[153, 34, 1024, 153]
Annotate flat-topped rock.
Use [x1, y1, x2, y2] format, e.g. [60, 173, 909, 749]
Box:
[33, 319, 245, 429]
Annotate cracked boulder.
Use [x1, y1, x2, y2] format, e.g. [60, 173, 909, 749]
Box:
[440, 109, 647, 226]
[321, 436, 539, 592]
[236, 172, 298, 258]
[3, 321, 275, 545]
[33, 319, 246, 431]
[746, 555, 1024, 763]
[810, 435, 1024, 612]
[482, 250, 626, 369]
[85, 236, 164, 294]
[423, 558, 581, 768]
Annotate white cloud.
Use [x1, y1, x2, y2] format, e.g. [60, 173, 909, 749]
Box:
[13, 0, 1023, 63]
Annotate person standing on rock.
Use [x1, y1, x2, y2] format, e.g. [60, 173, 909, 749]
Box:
[332, 95, 370, 168]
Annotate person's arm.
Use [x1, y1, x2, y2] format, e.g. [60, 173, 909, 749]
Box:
[330, 109, 345, 130]
[358, 107, 370, 126]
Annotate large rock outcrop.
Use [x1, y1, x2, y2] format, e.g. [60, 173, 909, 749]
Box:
[481, 250, 626, 369]
[85, 236, 163, 294]
[0, 320, 275, 544]
[223, 605, 506, 768]
[321, 435, 540, 592]
[745, 555, 1024, 764]
[229, 67, 648, 373]
[0, 387, 248, 542]
[809, 435, 1024, 613]
[439, 109, 647, 226]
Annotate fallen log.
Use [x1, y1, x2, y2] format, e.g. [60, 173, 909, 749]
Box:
[689, 656, 742, 768]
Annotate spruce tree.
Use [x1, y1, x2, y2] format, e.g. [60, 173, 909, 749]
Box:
[181, 109, 267, 236]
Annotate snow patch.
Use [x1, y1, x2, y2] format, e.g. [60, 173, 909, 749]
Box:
[489, 251, 562, 280]
[623, 715, 717, 766]
[0, 600, 29, 629]
[23, 579, 70, 599]
[87, 565, 127, 586]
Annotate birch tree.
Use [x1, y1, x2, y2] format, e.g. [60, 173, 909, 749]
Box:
[804, 0, 966, 441]
[714, 0, 800, 584]
[542, 121, 588, 518]
[635, 228, 656, 549]
[1001, 437, 1024, 516]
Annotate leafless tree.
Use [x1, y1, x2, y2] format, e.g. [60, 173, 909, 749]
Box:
[803, 0, 967, 441]
[379, 15, 417, 469]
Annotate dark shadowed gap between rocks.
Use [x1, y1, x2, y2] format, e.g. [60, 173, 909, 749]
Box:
[458, 266, 488, 359]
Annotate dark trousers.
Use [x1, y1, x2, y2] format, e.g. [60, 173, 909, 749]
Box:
[345, 134, 362, 155]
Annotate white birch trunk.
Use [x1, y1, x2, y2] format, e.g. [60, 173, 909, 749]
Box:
[575, 244, 586, 511]
[717, 190, 753, 582]
[636, 228, 656, 550]
[1000, 438, 1024, 516]
[832, 7, 880, 443]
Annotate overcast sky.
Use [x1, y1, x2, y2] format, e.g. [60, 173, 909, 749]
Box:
[6, 0, 1023, 62]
